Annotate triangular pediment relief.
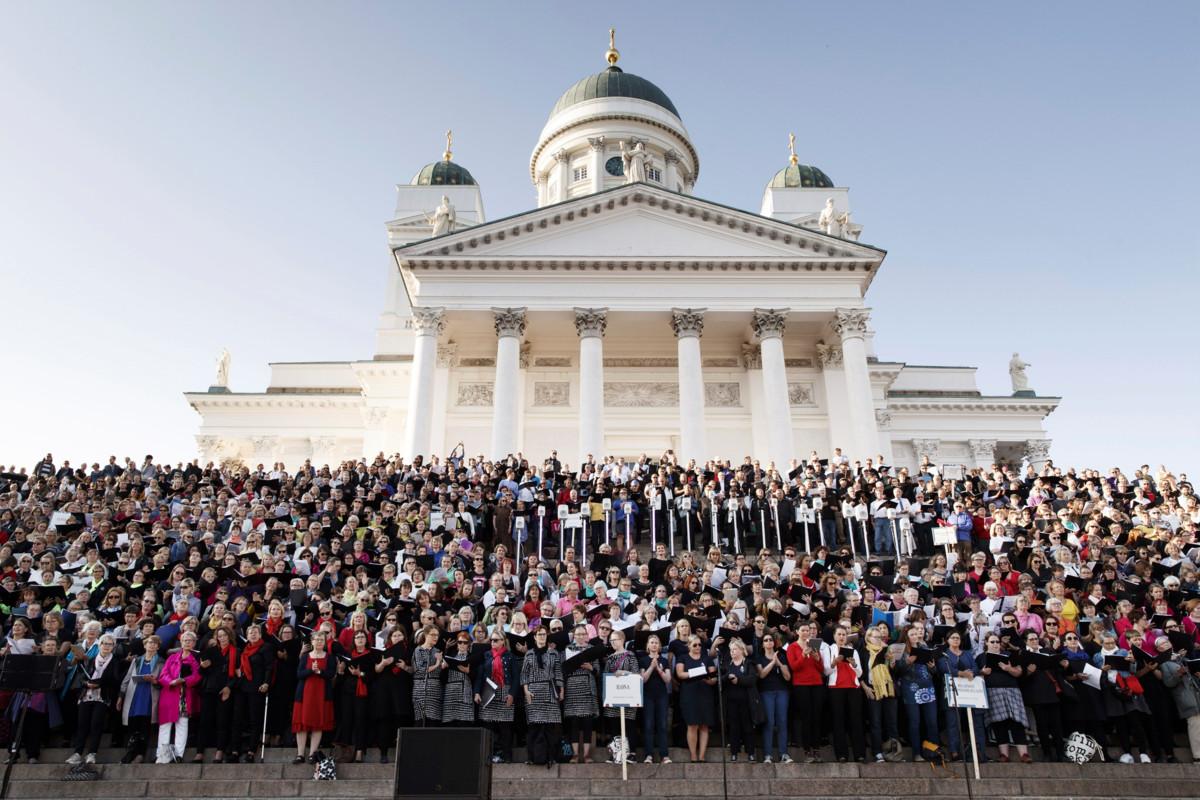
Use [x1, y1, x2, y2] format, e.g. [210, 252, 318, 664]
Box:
[396, 184, 884, 265]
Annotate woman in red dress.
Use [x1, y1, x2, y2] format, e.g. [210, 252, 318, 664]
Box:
[292, 629, 336, 764]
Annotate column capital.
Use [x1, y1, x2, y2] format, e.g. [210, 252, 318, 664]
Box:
[751, 308, 788, 341]
[664, 148, 681, 165]
[815, 340, 843, 368]
[411, 307, 446, 335]
[574, 307, 608, 338]
[553, 148, 570, 163]
[1023, 439, 1052, 466]
[492, 307, 527, 338]
[874, 409, 892, 429]
[832, 307, 871, 340]
[671, 308, 706, 339]
[587, 135, 606, 151]
[740, 342, 762, 370]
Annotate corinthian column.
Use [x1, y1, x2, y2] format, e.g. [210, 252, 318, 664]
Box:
[753, 308, 793, 471]
[402, 307, 444, 460]
[832, 307, 880, 459]
[490, 308, 526, 461]
[575, 308, 607, 462]
[672, 309, 707, 463]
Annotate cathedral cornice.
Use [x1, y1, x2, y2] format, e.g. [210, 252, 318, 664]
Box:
[884, 397, 1061, 417]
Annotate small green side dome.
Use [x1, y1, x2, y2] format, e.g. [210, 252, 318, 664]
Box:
[768, 163, 834, 189]
[411, 160, 476, 186]
[550, 65, 680, 120]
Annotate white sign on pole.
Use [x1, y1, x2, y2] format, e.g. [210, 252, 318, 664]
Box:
[603, 674, 644, 708]
[537, 505, 547, 518]
[933, 526, 958, 546]
[944, 676, 988, 708]
[941, 464, 965, 481]
[602, 498, 612, 511]
[556, 504, 569, 520]
[565, 513, 583, 529]
[622, 502, 633, 515]
[680, 497, 692, 512]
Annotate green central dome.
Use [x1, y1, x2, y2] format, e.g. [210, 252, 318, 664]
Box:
[411, 160, 476, 186]
[768, 162, 834, 189]
[550, 65, 680, 119]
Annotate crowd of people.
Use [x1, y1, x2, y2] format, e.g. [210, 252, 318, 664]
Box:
[1, 448, 1199, 772]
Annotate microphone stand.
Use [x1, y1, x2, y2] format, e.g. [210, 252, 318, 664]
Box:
[713, 650, 730, 800]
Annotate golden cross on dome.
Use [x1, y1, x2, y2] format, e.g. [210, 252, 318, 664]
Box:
[788, 132, 798, 166]
[606, 28, 620, 66]
[443, 129, 453, 162]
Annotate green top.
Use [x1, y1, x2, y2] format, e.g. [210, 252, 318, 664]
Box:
[411, 160, 476, 186]
[768, 163, 834, 189]
[550, 66, 680, 119]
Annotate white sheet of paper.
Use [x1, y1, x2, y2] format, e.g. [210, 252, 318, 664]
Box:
[780, 559, 796, 580]
[710, 567, 728, 589]
[1082, 662, 1102, 689]
[687, 665, 708, 678]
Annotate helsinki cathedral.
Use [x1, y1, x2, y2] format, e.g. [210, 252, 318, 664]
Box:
[187, 32, 1057, 472]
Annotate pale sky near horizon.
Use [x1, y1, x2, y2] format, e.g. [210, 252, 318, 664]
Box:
[1, 2, 1197, 474]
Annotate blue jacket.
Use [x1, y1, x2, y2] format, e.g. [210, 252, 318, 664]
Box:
[473, 648, 520, 702]
[952, 512, 973, 542]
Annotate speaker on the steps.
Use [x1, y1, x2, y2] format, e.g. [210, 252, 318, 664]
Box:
[393, 727, 493, 800]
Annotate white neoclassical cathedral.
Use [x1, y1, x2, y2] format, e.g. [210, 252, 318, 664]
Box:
[186, 33, 1058, 471]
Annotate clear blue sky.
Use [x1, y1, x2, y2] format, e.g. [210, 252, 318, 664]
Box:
[1, 1, 1196, 473]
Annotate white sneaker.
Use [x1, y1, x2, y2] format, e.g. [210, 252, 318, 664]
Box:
[1139, 753, 1151, 763]
[780, 753, 794, 764]
[762, 755, 773, 764]
[644, 755, 654, 763]
[1119, 753, 1134, 764]
[65, 753, 82, 765]
[85, 753, 96, 764]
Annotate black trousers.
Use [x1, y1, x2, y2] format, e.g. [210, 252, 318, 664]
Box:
[232, 690, 267, 755]
[72, 701, 108, 755]
[725, 694, 755, 756]
[21, 709, 49, 759]
[1031, 703, 1064, 761]
[790, 684, 826, 751]
[484, 720, 513, 760]
[197, 690, 234, 751]
[828, 688, 865, 760]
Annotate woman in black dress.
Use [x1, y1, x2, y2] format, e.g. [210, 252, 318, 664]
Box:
[195, 626, 237, 763]
[335, 629, 376, 762]
[674, 634, 717, 762]
[562, 624, 600, 762]
[372, 625, 414, 762]
[267, 624, 301, 747]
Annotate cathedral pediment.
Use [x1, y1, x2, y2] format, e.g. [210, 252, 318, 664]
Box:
[395, 183, 885, 268]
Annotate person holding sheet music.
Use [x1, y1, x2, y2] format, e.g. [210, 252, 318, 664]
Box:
[335, 629, 377, 761]
[675, 634, 717, 762]
[785, 620, 827, 763]
[937, 629, 987, 763]
[821, 625, 865, 763]
[562, 623, 601, 762]
[521, 625, 564, 765]
[1019, 630, 1066, 761]
[601, 628, 638, 757]
[1060, 628, 1109, 757]
[895, 624, 940, 762]
[1094, 633, 1154, 763]
[980, 632, 1031, 762]
[475, 628, 518, 763]
[441, 631, 477, 725]
[65, 633, 121, 766]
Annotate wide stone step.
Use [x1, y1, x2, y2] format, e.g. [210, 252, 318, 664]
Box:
[8, 760, 1199, 800]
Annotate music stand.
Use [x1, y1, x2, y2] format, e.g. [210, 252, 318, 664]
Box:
[0, 655, 65, 800]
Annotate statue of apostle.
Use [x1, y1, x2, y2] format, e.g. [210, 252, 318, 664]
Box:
[427, 195, 456, 237]
[620, 140, 648, 184]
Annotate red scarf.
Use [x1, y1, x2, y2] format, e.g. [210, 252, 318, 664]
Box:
[351, 648, 371, 697]
[265, 617, 284, 638]
[240, 640, 264, 682]
[490, 645, 506, 687]
[219, 643, 237, 679]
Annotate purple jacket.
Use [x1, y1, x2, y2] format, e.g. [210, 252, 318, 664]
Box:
[157, 650, 202, 724]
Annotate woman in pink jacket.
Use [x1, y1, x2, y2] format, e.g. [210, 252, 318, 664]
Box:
[156, 630, 202, 763]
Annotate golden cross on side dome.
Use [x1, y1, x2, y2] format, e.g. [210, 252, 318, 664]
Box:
[443, 129, 453, 162]
[788, 132, 798, 166]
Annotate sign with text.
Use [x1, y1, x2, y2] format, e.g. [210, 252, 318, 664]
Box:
[603, 674, 644, 708]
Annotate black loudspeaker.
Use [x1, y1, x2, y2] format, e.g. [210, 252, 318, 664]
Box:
[393, 727, 493, 800]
